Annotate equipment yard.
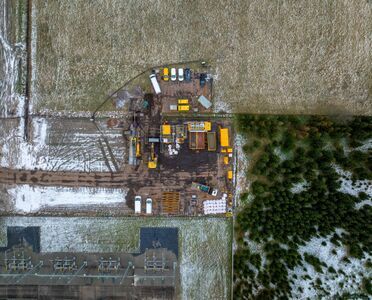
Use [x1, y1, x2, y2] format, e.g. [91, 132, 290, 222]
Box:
[1, 61, 235, 217]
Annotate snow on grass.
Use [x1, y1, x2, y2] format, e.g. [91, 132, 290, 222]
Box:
[290, 233, 371, 299]
[7, 185, 127, 213]
[213, 94, 232, 113]
[334, 165, 372, 199]
[212, 70, 232, 113]
[290, 180, 309, 194]
[29, 0, 38, 113]
[1, 216, 232, 300]
[354, 138, 372, 152]
[234, 134, 250, 207]
[0, 117, 49, 169]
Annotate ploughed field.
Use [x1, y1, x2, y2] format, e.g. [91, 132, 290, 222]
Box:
[31, 0, 371, 115]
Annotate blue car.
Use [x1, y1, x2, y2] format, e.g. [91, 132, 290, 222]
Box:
[200, 73, 207, 87]
[185, 68, 191, 82]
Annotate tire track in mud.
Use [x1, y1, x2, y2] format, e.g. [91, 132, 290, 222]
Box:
[0, 167, 212, 189]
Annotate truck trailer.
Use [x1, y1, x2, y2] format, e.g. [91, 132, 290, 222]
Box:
[149, 73, 161, 95]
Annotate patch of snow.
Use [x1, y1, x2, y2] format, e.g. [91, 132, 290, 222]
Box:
[290, 180, 309, 194]
[213, 95, 232, 113]
[273, 147, 288, 161]
[234, 134, 250, 207]
[355, 199, 372, 210]
[334, 165, 372, 198]
[8, 185, 127, 213]
[290, 233, 371, 299]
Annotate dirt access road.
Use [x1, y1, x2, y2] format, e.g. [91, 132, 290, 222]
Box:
[0, 167, 211, 188]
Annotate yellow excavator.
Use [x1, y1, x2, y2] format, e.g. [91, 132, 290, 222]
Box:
[148, 143, 157, 169]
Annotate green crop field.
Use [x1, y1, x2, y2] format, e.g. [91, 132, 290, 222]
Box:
[30, 0, 371, 115]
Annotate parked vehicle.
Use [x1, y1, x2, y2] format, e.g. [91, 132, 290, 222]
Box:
[146, 198, 152, 214]
[170, 68, 177, 81]
[149, 73, 161, 94]
[184, 68, 191, 82]
[178, 68, 184, 81]
[162, 67, 169, 81]
[134, 196, 142, 213]
[200, 73, 207, 87]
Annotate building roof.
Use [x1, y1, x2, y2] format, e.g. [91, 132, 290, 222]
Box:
[219, 128, 230, 147]
[198, 95, 212, 109]
[162, 125, 171, 135]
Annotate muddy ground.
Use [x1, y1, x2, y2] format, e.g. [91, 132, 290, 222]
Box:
[30, 0, 372, 115]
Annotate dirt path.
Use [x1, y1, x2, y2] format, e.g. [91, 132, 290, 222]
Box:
[0, 167, 212, 189]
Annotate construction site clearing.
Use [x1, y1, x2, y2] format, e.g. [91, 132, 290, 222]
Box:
[103, 63, 234, 217]
[0, 63, 235, 217]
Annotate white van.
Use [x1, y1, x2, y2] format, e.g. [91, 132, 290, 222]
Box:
[146, 198, 152, 214]
[178, 68, 184, 81]
[134, 196, 142, 213]
[149, 73, 161, 94]
[170, 68, 177, 81]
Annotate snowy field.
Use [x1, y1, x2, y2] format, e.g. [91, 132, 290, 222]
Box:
[7, 185, 127, 213]
[0, 117, 126, 172]
[0, 216, 232, 300]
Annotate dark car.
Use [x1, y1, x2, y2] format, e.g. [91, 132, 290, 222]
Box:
[200, 73, 207, 87]
[185, 68, 191, 82]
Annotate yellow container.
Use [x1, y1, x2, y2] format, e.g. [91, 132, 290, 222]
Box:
[178, 105, 190, 111]
[178, 99, 189, 104]
[227, 170, 233, 180]
[220, 128, 230, 147]
[162, 124, 171, 135]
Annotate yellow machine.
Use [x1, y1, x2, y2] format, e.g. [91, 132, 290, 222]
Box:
[178, 99, 189, 104]
[227, 170, 233, 180]
[135, 138, 141, 158]
[148, 143, 158, 169]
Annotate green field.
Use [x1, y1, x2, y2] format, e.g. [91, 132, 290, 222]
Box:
[30, 0, 372, 115]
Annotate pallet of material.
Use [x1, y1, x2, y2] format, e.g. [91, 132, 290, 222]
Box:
[162, 192, 180, 214]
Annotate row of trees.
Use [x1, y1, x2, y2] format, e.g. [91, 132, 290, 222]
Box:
[234, 115, 371, 299]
